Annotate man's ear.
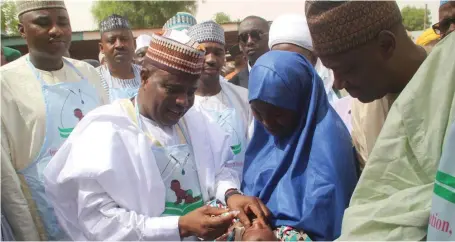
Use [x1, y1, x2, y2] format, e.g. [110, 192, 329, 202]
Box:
[377, 30, 396, 60]
[98, 41, 104, 53]
[18, 22, 25, 39]
[140, 67, 151, 86]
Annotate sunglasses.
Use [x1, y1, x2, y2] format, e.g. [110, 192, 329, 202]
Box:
[432, 17, 455, 35]
[238, 30, 268, 44]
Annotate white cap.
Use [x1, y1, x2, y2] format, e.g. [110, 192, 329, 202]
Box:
[268, 14, 313, 51]
[135, 34, 153, 53]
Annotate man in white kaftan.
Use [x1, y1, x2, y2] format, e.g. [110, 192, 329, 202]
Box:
[44, 29, 270, 241]
[188, 21, 252, 175]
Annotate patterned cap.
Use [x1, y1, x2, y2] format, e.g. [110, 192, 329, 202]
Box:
[187, 20, 225, 45]
[305, 1, 402, 57]
[163, 12, 197, 31]
[100, 14, 131, 34]
[145, 30, 205, 77]
[16, 1, 66, 17]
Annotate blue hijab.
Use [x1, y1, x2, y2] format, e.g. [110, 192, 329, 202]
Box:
[242, 51, 358, 241]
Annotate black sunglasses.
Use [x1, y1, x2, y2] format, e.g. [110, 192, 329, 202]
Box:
[238, 30, 268, 44]
[432, 17, 455, 35]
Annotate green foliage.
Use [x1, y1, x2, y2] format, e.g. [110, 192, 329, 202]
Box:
[91, 1, 197, 29]
[401, 6, 431, 31]
[213, 12, 231, 24]
[1, 0, 20, 36]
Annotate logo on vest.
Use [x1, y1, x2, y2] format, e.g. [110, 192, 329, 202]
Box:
[429, 213, 452, 236]
[58, 108, 85, 138]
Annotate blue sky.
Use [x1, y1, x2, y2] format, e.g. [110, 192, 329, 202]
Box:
[65, 0, 442, 32]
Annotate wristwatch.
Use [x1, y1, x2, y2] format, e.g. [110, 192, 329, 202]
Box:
[224, 189, 243, 204]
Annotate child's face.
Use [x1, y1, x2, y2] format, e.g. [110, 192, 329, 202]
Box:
[241, 219, 278, 241]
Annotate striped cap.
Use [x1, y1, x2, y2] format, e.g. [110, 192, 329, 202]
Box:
[163, 12, 197, 31]
[145, 30, 205, 77]
[100, 14, 130, 34]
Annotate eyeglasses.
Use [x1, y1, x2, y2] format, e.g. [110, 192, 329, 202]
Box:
[238, 30, 268, 44]
[432, 17, 455, 35]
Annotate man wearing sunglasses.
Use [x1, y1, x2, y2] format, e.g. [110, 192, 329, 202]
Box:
[433, 0, 455, 39]
[229, 16, 270, 89]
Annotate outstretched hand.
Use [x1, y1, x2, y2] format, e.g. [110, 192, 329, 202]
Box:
[178, 205, 236, 240]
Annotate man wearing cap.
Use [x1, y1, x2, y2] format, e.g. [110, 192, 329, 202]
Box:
[134, 34, 152, 65]
[188, 20, 252, 176]
[1, 1, 108, 240]
[229, 16, 270, 89]
[44, 29, 270, 241]
[306, 1, 427, 168]
[97, 14, 141, 103]
[306, 1, 455, 240]
[163, 12, 197, 32]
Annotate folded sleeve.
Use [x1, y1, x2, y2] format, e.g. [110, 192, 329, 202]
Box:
[44, 119, 181, 241]
[76, 179, 180, 241]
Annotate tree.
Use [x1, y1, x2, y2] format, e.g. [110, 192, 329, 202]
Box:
[401, 6, 431, 31]
[91, 1, 197, 29]
[1, 0, 20, 36]
[213, 12, 231, 24]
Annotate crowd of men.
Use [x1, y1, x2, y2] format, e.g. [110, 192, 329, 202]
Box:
[1, 0, 455, 241]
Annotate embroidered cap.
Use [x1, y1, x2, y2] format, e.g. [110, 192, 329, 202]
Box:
[16, 0, 66, 17]
[305, 1, 402, 57]
[100, 14, 131, 34]
[187, 20, 225, 45]
[145, 30, 205, 77]
[163, 12, 197, 31]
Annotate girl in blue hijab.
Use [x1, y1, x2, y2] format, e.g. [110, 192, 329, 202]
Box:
[243, 51, 358, 241]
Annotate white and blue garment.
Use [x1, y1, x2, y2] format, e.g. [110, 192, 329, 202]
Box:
[20, 57, 101, 240]
[134, 97, 204, 217]
[194, 80, 250, 179]
[97, 64, 141, 103]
